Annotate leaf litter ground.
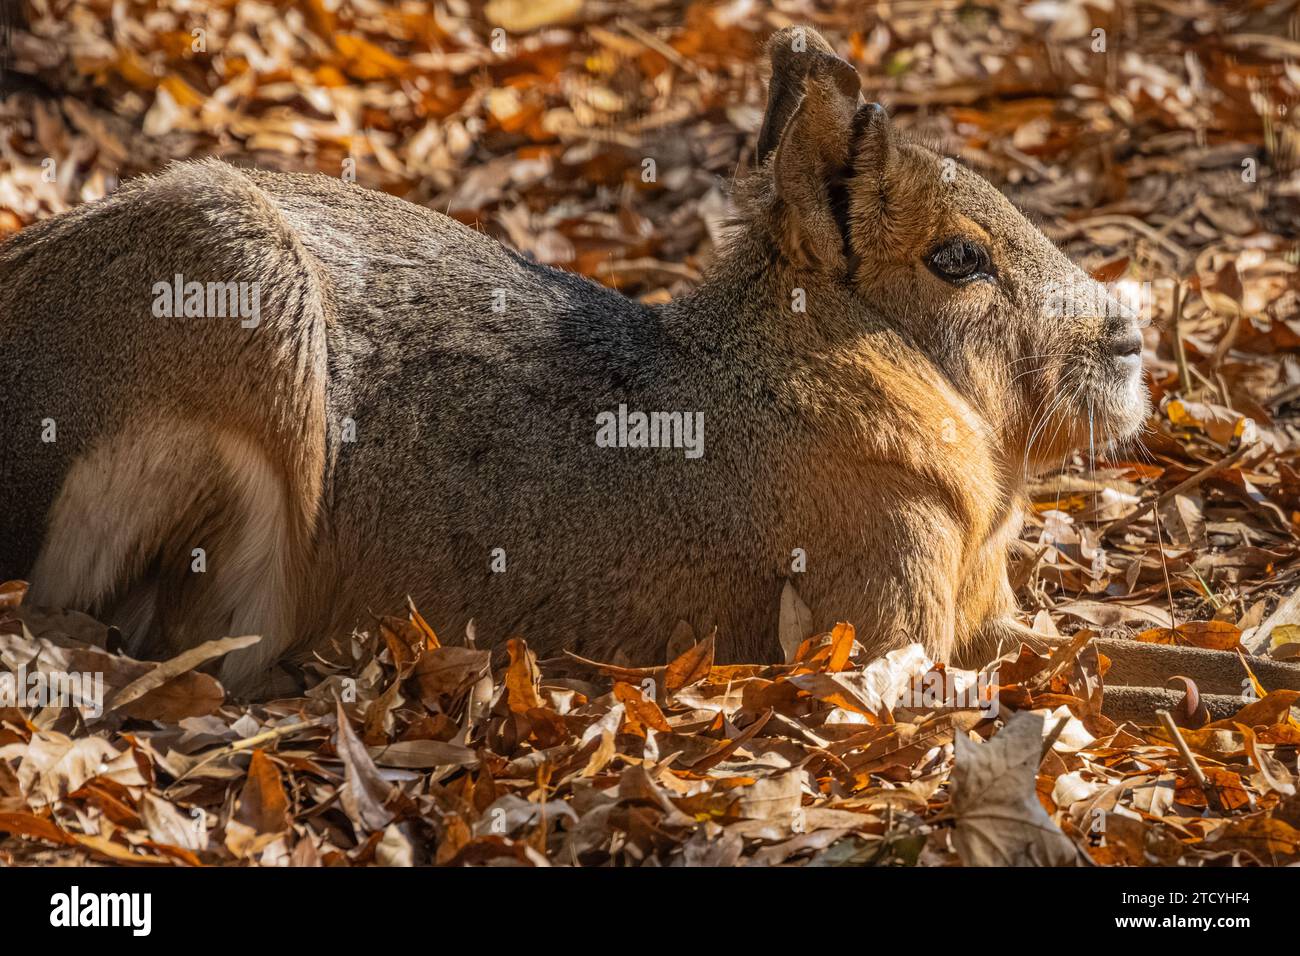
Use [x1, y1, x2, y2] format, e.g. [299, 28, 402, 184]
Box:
[2, 0, 1300, 865]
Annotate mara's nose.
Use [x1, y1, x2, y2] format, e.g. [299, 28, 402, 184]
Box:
[1108, 331, 1143, 359]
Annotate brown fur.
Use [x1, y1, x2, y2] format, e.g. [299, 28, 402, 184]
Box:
[2, 26, 1290, 705]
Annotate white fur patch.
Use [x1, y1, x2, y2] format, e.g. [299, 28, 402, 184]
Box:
[209, 430, 299, 689]
[29, 421, 301, 692]
[29, 421, 211, 616]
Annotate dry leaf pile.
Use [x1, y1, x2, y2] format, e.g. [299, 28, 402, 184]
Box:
[2, 585, 1299, 867]
[3, 1, 1300, 864]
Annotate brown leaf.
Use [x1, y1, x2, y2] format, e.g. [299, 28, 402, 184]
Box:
[106, 634, 262, 716]
[952, 712, 1082, 866]
[0, 580, 29, 611]
[334, 699, 395, 833]
[504, 638, 543, 714]
[13, 731, 122, 807]
[235, 750, 291, 835]
[141, 792, 205, 851]
[664, 631, 715, 692]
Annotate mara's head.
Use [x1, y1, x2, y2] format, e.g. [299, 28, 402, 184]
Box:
[743, 26, 1149, 470]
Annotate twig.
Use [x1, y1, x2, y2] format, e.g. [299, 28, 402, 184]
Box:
[1103, 441, 1255, 538]
[164, 717, 330, 791]
[616, 17, 703, 77]
[1171, 279, 1192, 396]
[1156, 709, 1223, 813]
[1039, 716, 1070, 764]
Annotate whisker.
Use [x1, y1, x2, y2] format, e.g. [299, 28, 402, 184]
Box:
[1006, 360, 1067, 390]
[1022, 366, 1078, 478]
[1003, 351, 1073, 369]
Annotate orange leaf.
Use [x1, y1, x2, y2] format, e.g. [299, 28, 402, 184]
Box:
[827, 622, 855, 672]
[665, 631, 714, 692]
[0, 580, 27, 610]
[1176, 621, 1241, 651]
[0, 811, 75, 845]
[1209, 690, 1300, 730]
[1136, 622, 1241, 650]
[1135, 627, 1179, 645]
[236, 750, 291, 835]
[334, 34, 410, 80]
[505, 638, 543, 713]
[613, 682, 673, 734]
[407, 599, 440, 650]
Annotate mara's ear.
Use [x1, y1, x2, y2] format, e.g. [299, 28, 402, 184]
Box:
[851, 101, 896, 182]
[756, 26, 849, 165]
[756, 27, 864, 267]
[848, 103, 919, 252]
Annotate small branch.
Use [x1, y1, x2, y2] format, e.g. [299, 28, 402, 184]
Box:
[1156, 708, 1223, 813]
[1103, 441, 1255, 538]
[164, 717, 330, 791]
[1171, 279, 1192, 396]
[1038, 716, 1070, 765]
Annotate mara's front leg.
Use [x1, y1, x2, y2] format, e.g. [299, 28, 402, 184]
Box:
[828, 489, 969, 665]
[801, 471, 1025, 665]
[945, 503, 1028, 667]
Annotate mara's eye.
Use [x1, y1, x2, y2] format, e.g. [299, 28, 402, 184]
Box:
[925, 238, 993, 284]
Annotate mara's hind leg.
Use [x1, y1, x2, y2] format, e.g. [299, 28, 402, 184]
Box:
[5, 159, 331, 694]
[27, 420, 310, 694]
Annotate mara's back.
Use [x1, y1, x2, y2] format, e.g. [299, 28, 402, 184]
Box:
[242, 168, 776, 664]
